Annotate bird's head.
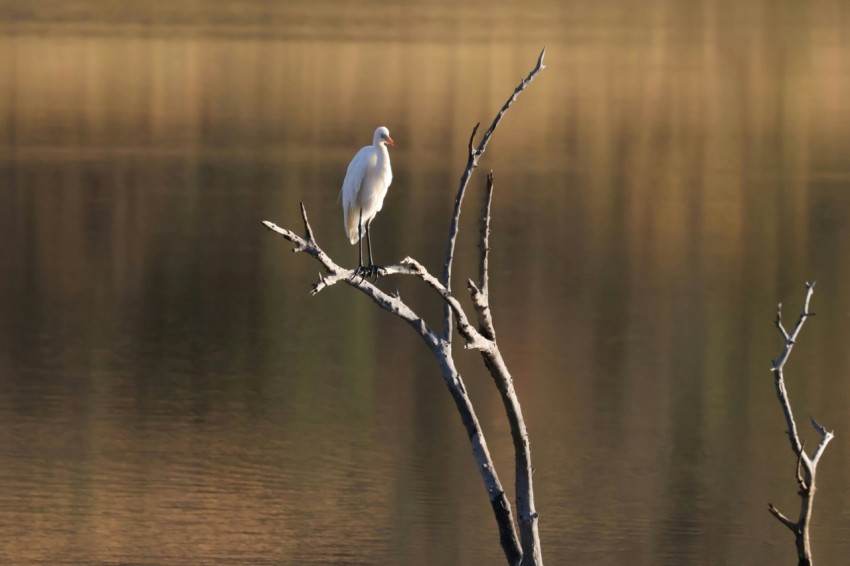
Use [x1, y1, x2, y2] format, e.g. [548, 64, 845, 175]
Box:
[374, 126, 394, 148]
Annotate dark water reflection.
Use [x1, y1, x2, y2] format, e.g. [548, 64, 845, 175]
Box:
[1, 1, 850, 564]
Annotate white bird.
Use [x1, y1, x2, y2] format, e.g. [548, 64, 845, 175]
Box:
[341, 126, 394, 277]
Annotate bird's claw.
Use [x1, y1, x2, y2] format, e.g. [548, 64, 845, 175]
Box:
[352, 264, 383, 281]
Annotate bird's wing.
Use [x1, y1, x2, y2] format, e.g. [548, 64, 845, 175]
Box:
[342, 147, 375, 243]
[342, 147, 372, 208]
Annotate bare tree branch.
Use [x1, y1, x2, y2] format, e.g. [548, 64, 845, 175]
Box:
[261, 214, 522, 563]
[768, 281, 834, 566]
[456, 173, 541, 564]
[396, 257, 493, 351]
[430, 52, 548, 562]
[468, 122, 481, 159]
[468, 172, 497, 341]
[263, 218, 440, 346]
[441, 47, 547, 344]
[478, 171, 494, 295]
[481, 346, 542, 565]
[769, 503, 798, 532]
[772, 282, 816, 371]
[795, 444, 808, 494]
[810, 418, 834, 468]
[771, 282, 817, 459]
[300, 201, 316, 243]
[474, 48, 547, 159]
[775, 303, 790, 342]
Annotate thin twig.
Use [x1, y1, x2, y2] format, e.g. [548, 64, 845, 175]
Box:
[474, 49, 546, 158]
[810, 418, 834, 468]
[468, 122, 481, 159]
[479, 171, 494, 295]
[468, 173, 497, 341]
[768, 503, 797, 532]
[300, 202, 316, 243]
[775, 303, 790, 342]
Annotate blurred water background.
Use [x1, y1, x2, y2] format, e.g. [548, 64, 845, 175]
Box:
[1, 1, 849, 564]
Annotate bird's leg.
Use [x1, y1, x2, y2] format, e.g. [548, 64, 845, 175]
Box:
[358, 210, 364, 270]
[365, 220, 382, 279]
[352, 209, 366, 279]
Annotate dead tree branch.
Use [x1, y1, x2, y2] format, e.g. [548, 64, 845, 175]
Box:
[768, 281, 835, 566]
[441, 47, 546, 345]
[262, 211, 522, 564]
[467, 171, 496, 341]
[263, 49, 547, 566]
[437, 48, 547, 566]
[464, 173, 541, 564]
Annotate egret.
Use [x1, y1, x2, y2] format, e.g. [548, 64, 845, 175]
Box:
[341, 126, 394, 278]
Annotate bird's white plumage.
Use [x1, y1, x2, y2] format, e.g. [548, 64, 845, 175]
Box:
[342, 126, 394, 244]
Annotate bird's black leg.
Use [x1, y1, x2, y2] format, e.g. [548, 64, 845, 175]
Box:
[365, 221, 382, 279]
[353, 209, 367, 279]
[358, 210, 364, 269]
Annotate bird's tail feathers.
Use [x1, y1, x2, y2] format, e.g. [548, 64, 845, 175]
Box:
[345, 207, 361, 245]
[347, 222, 360, 245]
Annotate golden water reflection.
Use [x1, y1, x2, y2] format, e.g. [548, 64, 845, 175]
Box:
[1, 1, 849, 564]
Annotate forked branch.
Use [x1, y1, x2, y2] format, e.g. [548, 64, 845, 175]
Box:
[432, 51, 548, 561]
[468, 172, 496, 340]
[441, 47, 546, 344]
[263, 206, 521, 564]
[461, 172, 540, 564]
[768, 282, 835, 566]
[262, 215, 494, 351]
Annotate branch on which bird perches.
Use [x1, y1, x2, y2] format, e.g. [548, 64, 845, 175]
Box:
[262, 208, 491, 352]
[262, 209, 443, 350]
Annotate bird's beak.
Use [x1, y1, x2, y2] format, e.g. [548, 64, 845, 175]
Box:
[385, 136, 395, 147]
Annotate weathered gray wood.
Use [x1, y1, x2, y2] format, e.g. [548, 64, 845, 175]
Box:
[261, 212, 522, 565]
[768, 282, 835, 566]
[466, 173, 540, 565]
[441, 48, 546, 346]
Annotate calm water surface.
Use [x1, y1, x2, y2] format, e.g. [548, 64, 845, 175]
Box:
[1, 1, 850, 564]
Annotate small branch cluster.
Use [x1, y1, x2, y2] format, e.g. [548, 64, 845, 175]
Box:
[767, 281, 834, 566]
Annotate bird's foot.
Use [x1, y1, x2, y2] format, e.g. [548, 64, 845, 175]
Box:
[352, 264, 383, 281]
